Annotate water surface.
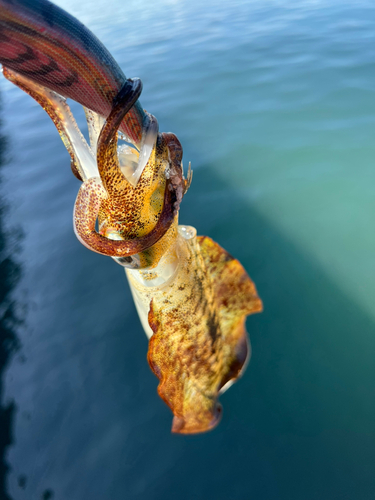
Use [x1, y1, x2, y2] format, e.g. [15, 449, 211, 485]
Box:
[0, 0, 374, 499]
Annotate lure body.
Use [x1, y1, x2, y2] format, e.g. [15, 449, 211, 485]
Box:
[0, 0, 262, 433]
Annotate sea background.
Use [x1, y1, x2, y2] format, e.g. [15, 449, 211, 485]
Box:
[0, 0, 374, 498]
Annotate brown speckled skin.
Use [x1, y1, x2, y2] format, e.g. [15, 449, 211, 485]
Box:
[147, 235, 263, 434]
[74, 131, 183, 261]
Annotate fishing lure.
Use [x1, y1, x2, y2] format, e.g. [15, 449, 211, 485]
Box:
[0, 0, 262, 433]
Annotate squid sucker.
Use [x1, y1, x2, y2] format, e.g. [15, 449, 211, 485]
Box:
[0, 0, 263, 434]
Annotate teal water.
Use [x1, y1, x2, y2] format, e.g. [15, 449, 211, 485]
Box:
[0, 0, 374, 498]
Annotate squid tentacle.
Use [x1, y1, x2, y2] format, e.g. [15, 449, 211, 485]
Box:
[74, 80, 185, 257]
[73, 167, 180, 257]
[97, 78, 143, 193]
[2, 66, 96, 181]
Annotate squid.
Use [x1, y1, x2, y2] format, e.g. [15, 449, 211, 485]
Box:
[0, 0, 262, 434]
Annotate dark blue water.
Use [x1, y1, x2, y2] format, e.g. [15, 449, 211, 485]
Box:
[0, 0, 374, 498]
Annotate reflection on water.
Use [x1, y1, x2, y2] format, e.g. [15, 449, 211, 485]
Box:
[0, 0, 375, 499]
[0, 95, 22, 500]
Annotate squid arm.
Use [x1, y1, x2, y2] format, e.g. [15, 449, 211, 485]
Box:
[0, 0, 157, 181]
[0, 0, 263, 434]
